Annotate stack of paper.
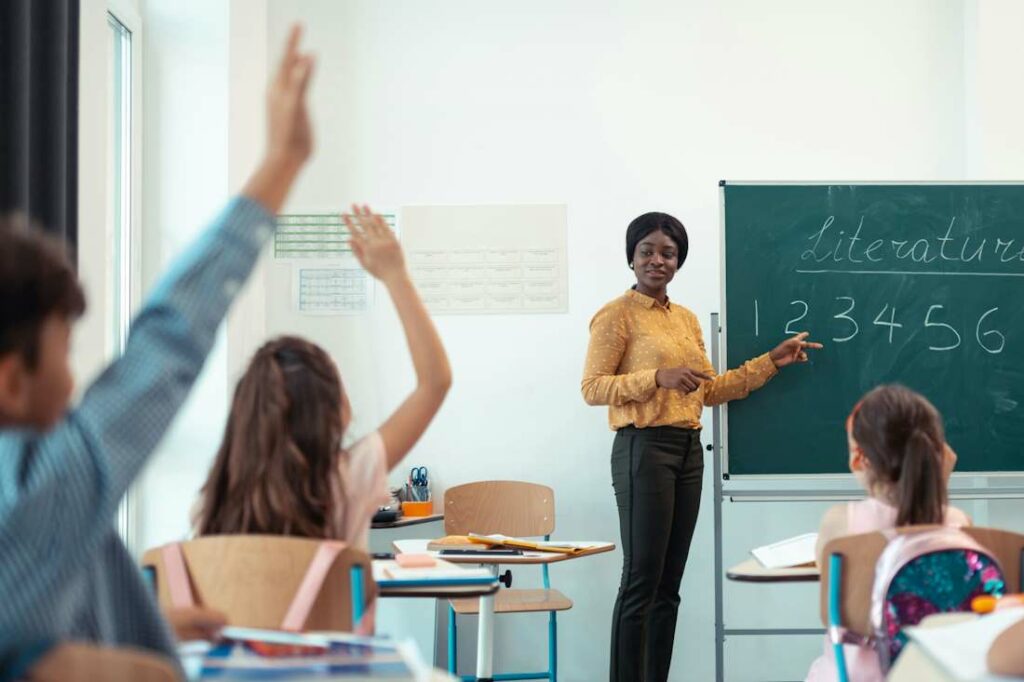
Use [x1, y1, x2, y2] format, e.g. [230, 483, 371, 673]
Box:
[750, 533, 818, 569]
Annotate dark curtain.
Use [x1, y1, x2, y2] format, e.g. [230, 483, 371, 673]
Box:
[0, 0, 79, 258]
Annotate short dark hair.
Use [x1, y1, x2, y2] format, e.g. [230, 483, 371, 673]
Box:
[0, 215, 86, 368]
[625, 212, 689, 267]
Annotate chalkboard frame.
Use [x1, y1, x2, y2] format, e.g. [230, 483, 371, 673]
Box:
[718, 180, 1024, 479]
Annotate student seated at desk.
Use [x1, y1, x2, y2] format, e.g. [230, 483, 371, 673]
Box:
[806, 384, 968, 682]
[0, 25, 314, 677]
[194, 208, 451, 553]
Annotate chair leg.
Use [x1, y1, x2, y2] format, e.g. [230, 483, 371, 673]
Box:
[548, 611, 557, 682]
[828, 553, 849, 682]
[448, 605, 458, 676]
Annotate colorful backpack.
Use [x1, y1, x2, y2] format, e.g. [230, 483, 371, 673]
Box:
[869, 527, 1005, 671]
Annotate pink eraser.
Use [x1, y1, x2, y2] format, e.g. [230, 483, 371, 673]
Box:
[396, 553, 437, 568]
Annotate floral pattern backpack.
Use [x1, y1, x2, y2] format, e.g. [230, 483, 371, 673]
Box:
[869, 527, 1005, 671]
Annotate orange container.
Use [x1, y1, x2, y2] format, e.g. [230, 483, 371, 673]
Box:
[402, 500, 433, 517]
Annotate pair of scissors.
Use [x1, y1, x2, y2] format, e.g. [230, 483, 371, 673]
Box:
[410, 466, 429, 487]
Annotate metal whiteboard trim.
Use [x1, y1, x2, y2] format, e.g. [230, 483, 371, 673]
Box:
[726, 485, 1024, 497]
[718, 183, 730, 477]
[724, 628, 825, 636]
[732, 493, 1024, 502]
[720, 470, 1024, 481]
[719, 180, 1024, 186]
[710, 312, 725, 682]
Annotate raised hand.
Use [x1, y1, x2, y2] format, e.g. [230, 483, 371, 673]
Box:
[769, 331, 823, 368]
[344, 205, 406, 282]
[242, 24, 316, 214]
[266, 24, 315, 170]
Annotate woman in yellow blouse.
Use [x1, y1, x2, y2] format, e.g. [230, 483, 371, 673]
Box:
[582, 212, 821, 682]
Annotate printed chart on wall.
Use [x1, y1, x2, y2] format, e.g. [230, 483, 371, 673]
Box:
[401, 204, 568, 314]
[274, 211, 397, 315]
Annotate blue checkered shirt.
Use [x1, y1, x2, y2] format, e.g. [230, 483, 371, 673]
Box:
[0, 197, 275, 674]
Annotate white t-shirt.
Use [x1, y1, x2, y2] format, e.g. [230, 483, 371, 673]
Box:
[333, 431, 392, 550]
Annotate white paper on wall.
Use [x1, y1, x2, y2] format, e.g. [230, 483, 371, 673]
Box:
[401, 204, 568, 315]
[275, 211, 397, 260]
[292, 265, 370, 315]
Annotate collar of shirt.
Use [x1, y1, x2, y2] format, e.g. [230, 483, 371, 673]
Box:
[626, 287, 673, 311]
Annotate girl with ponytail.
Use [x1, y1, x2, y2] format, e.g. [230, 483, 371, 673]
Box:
[194, 206, 451, 549]
[805, 384, 968, 682]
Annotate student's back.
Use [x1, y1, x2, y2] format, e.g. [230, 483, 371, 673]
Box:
[806, 384, 966, 682]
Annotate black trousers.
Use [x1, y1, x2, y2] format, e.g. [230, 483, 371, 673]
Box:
[609, 425, 704, 682]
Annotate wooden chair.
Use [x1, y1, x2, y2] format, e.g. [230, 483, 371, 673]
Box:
[819, 525, 1024, 681]
[24, 642, 178, 682]
[445, 480, 569, 681]
[141, 534, 376, 632]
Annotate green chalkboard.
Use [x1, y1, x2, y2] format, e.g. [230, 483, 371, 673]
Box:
[722, 183, 1024, 475]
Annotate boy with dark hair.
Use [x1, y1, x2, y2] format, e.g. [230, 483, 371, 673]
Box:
[0, 25, 315, 676]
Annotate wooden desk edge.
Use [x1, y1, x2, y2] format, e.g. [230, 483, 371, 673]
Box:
[372, 513, 445, 529]
[726, 558, 820, 583]
[379, 582, 500, 599]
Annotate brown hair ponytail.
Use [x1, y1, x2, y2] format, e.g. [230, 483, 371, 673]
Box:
[850, 384, 947, 525]
[895, 427, 945, 526]
[196, 337, 346, 538]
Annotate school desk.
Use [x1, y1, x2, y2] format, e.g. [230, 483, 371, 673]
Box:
[393, 538, 615, 681]
[725, 557, 820, 583]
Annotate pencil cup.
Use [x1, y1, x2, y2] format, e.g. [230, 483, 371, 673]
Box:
[402, 500, 433, 517]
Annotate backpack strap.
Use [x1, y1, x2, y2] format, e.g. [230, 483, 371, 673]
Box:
[281, 541, 349, 632]
[161, 542, 197, 610]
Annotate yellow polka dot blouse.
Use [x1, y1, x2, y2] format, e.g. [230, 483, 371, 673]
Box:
[581, 288, 778, 430]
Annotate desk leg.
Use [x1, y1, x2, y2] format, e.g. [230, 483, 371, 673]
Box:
[476, 566, 498, 681]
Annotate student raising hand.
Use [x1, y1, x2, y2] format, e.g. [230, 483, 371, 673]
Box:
[345, 205, 405, 281]
[243, 24, 316, 214]
[344, 204, 452, 467]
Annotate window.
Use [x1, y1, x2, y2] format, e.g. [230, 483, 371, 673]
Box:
[107, 13, 132, 356]
[107, 7, 139, 548]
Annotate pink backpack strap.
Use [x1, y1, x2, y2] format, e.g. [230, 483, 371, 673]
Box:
[281, 541, 349, 632]
[162, 542, 197, 609]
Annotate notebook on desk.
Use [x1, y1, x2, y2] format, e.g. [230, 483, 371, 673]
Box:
[187, 629, 427, 680]
[372, 558, 496, 587]
[426, 534, 612, 555]
[750, 533, 818, 569]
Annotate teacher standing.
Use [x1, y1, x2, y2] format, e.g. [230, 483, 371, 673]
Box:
[581, 212, 821, 682]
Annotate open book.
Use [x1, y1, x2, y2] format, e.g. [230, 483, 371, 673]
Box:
[467, 533, 611, 555]
[750, 533, 818, 569]
[187, 628, 429, 680]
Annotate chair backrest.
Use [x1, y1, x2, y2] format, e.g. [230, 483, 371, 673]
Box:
[141, 534, 375, 631]
[819, 525, 1024, 638]
[444, 481, 555, 537]
[26, 643, 178, 682]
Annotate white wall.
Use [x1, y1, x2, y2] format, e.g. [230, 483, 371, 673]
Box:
[112, 0, 1024, 679]
[133, 0, 231, 553]
[218, 2, 994, 681]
